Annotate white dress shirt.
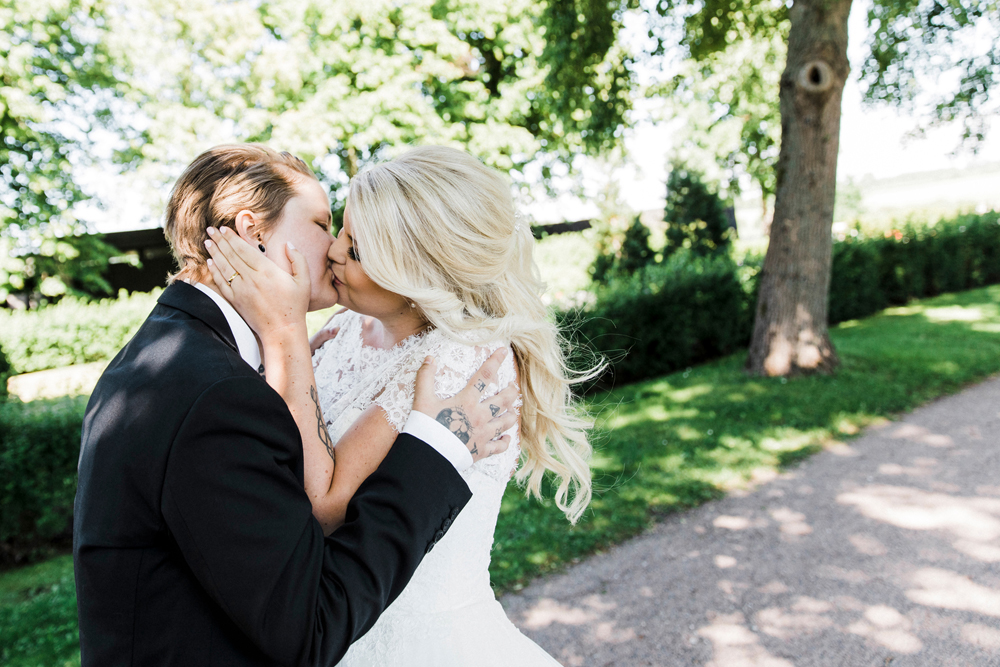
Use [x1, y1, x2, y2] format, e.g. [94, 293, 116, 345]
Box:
[193, 282, 473, 472]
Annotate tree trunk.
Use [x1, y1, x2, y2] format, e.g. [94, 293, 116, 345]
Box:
[346, 146, 359, 178]
[746, 0, 852, 377]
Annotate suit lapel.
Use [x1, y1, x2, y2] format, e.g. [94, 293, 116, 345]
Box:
[157, 282, 239, 354]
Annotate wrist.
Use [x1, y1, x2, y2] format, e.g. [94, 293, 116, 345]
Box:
[259, 321, 309, 349]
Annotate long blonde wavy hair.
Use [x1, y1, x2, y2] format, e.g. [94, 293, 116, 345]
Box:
[347, 146, 597, 523]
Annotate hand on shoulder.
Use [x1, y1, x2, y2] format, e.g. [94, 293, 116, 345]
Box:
[412, 348, 518, 463]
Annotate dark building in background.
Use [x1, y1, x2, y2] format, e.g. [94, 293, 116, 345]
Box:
[103, 228, 176, 293]
[531, 219, 592, 238]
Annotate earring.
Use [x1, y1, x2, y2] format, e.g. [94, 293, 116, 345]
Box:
[257, 238, 266, 252]
[409, 301, 416, 309]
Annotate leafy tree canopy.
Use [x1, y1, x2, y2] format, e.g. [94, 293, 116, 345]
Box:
[4, 0, 637, 305]
[646, 0, 998, 207]
[590, 214, 655, 284]
[663, 164, 732, 258]
[1, 0, 120, 303]
[110, 0, 638, 207]
[861, 0, 999, 146]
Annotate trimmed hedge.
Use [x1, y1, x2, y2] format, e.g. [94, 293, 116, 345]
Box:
[565, 211, 1000, 388]
[561, 252, 754, 387]
[0, 290, 160, 375]
[0, 397, 86, 564]
[829, 211, 1000, 323]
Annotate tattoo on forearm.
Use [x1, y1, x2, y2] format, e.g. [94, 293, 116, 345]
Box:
[489, 403, 500, 417]
[310, 385, 336, 462]
[435, 407, 472, 445]
[475, 380, 486, 392]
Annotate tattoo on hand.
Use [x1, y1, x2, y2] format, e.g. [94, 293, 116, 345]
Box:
[435, 407, 472, 445]
[475, 380, 486, 392]
[310, 385, 336, 462]
[489, 403, 500, 417]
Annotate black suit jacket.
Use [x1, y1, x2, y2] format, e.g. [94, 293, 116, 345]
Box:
[73, 282, 471, 666]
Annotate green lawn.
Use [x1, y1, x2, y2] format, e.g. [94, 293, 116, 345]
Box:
[489, 285, 1000, 590]
[4, 285, 1000, 665]
[0, 555, 79, 667]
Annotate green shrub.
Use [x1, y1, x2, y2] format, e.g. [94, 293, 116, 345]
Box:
[829, 236, 886, 323]
[590, 216, 656, 285]
[562, 252, 751, 387]
[0, 344, 11, 399]
[663, 166, 733, 258]
[830, 211, 1000, 323]
[0, 398, 86, 564]
[562, 211, 1000, 389]
[0, 290, 159, 374]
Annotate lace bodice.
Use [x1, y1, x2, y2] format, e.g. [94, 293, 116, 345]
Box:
[312, 310, 521, 484]
[312, 310, 559, 667]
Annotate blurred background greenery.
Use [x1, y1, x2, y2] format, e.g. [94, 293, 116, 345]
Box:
[2, 0, 1000, 664]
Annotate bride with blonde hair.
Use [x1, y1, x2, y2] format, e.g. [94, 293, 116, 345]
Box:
[208, 145, 595, 665]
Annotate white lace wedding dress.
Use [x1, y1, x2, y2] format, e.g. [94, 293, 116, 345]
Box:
[311, 310, 562, 667]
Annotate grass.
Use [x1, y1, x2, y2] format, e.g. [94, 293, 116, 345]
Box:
[489, 285, 1000, 591]
[0, 556, 79, 667]
[3, 285, 1000, 664]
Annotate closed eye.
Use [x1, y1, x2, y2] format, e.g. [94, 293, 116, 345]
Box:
[347, 246, 360, 262]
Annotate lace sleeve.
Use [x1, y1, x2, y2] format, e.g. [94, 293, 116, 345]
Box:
[373, 334, 520, 435]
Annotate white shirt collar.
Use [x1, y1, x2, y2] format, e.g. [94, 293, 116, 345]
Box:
[192, 282, 263, 372]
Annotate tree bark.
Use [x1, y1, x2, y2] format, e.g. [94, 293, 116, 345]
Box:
[346, 146, 359, 178]
[746, 0, 852, 377]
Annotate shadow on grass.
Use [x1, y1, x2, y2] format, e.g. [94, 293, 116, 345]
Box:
[491, 285, 1000, 592]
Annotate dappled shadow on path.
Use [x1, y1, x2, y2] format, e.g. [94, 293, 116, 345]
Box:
[503, 377, 1000, 666]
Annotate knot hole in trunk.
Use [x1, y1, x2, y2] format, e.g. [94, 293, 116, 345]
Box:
[797, 61, 834, 94]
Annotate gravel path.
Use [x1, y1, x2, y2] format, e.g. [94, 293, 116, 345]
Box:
[502, 376, 1000, 666]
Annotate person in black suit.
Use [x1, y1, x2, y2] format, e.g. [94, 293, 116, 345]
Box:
[73, 145, 516, 666]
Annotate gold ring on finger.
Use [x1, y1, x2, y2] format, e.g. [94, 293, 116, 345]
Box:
[227, 271, 240, 286]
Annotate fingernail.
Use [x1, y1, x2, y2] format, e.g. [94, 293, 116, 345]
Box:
[220, 226, 228, 234]
[204, 239, 213, 248]
[206, 227, 216, 236]
[287, 241, 295, 250]
[207, 258, 214, 266]
[424, 356, 433, 363]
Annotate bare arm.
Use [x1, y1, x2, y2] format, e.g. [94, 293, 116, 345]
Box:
[246, 322, 345, 522]
[312, 403, 396, 533]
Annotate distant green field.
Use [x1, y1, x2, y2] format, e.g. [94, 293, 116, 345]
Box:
[533, 230, 599, 302]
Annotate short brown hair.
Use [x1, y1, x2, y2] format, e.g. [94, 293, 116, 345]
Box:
[164, 144, 318, 282]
